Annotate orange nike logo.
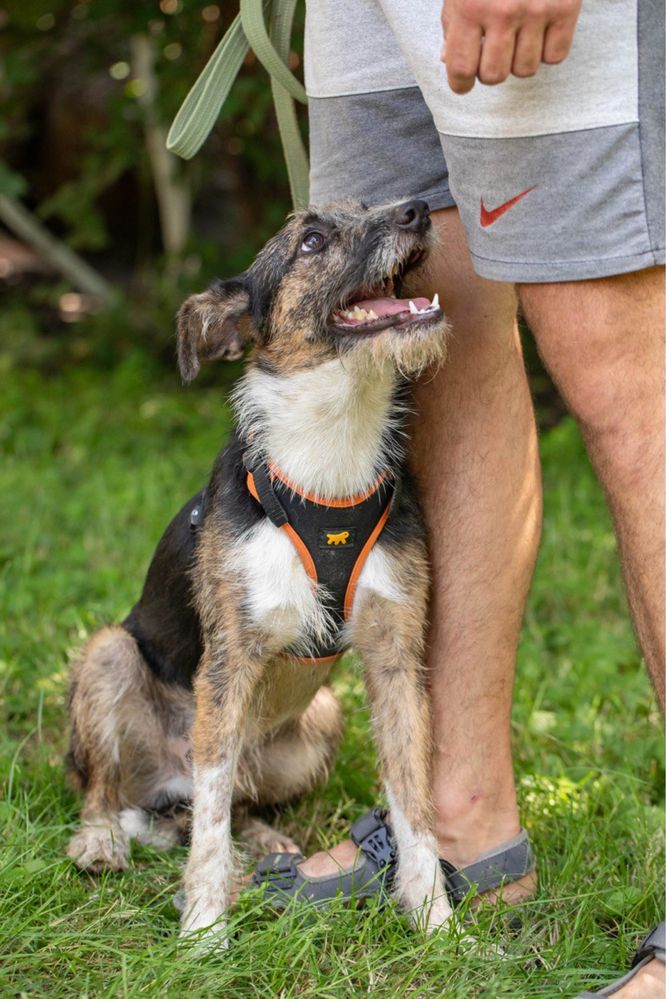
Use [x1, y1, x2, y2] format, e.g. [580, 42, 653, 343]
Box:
[480, 186, 536, 228]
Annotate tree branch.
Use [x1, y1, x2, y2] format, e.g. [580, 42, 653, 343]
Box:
[131, 34, 191, 258]
[0, 193, 114, 304]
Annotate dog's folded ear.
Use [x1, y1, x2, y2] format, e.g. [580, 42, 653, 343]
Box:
[176, 277, 255, 382]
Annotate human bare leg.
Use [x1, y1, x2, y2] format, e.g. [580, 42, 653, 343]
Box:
[520, 266, 665, 998]
[521, 267, 665, 708]
[413, 209, 541, 873]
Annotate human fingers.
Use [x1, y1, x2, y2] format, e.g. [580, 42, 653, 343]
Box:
[478, 23, 518, 86]
[542, 8, 579, 64]
[512, 21, 546, 77]
[442, 14, 484, 94]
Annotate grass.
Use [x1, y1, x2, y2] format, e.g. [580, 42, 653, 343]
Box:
[1, 356, 663, 997]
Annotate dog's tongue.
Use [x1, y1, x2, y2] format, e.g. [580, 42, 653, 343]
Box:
[356, 296, 431, 317]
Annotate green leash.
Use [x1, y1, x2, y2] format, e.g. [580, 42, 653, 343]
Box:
[166, 0, 309, 208]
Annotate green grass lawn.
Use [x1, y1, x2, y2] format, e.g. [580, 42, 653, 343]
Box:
[1, 357, 663, 998]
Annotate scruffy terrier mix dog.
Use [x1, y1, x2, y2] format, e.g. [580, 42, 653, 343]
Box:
[67, 199, 451, 943]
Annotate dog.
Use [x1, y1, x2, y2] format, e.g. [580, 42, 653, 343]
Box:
[66, 198, 451, 944]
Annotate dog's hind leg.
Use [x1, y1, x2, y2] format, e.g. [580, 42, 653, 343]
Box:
[67, 625, 193, 871]
[349, 547, 452, 932]
[235, 684, 343, 856]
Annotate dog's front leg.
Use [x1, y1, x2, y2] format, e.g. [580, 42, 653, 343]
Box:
[181, 642, 265, 945]
[351, 585, 452, 932]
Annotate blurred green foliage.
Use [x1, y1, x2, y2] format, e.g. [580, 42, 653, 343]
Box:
[0, 0, 301, 367]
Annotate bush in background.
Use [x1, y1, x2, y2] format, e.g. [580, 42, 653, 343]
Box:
[0, 0, 299, 369]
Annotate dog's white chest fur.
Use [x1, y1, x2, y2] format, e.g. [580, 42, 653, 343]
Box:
[235, 521, 321, 650]
[233, 358, 400, 499]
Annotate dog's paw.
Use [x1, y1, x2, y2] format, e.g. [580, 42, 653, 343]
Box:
[67, 824, 129, 872]
[423, 896, 454, 933]
[180, 904, 230, 951]
[237, 817, 302, 858]
[179, 926, 231, 953]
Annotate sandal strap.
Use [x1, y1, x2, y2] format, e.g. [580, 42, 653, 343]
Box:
[251, 851, 303, 891]
[250, 814, 396, 908]
[440, 828, 535, 905]
[575, 922, 666, 997]
[632, 921, 665, 968]
[350, 808, 397, 875]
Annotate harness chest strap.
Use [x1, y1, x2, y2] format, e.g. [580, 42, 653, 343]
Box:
[245, 458, 396, 662]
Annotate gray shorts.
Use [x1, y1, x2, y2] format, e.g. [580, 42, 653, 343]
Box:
[305, 0, 665, 283]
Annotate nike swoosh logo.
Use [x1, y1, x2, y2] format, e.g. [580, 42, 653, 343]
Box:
[480, 186, 536, 228]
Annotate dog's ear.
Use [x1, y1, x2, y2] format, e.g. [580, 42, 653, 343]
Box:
[176, 277, 255, 382]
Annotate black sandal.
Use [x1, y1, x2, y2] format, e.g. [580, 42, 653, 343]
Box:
[251, 808, 535, 910]
[576, 922, 665, 997]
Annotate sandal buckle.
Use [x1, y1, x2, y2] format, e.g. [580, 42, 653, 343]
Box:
[351, 810, 396, 869]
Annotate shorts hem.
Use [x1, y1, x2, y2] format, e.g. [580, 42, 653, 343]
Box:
[306, 84, 417, 100]
[470, 247, 665, 284]
[436, 118, 640, 141]
[310, 186, 456, 212]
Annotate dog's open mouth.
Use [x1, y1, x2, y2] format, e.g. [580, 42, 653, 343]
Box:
[332, 254, 442, 334]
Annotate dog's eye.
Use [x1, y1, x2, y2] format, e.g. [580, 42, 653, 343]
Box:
[300, 231, 326, 253]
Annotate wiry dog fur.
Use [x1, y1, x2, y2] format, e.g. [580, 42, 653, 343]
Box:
[67, 199, 452, 944]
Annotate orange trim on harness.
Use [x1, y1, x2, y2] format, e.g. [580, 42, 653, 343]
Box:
[246, 469, 261, 504]
[343, 501, 393, 619]
[281, 522, 317, 582]
[288, 652, 343, 666]
[247, 471, 317, 581]
[267, 464, 389, 508]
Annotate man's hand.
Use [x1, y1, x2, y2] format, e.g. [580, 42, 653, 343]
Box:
[441, 0, 582, 94]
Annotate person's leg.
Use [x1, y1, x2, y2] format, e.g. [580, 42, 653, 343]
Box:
[296, 206, 541, 888]
[519, 268, 665, 999]
[412, 209, 542, 870]
[520, 267, 665, 709]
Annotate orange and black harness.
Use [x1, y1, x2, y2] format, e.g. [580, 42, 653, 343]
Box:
[243, 452, 397, 664]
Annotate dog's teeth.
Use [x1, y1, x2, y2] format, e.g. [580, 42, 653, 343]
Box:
[432, 292, 440, 310]
[367, 309, 378, 320]
[409, 300, 419, 314]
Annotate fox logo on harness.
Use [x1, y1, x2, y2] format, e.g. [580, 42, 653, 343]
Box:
[326, 531, 350, 546]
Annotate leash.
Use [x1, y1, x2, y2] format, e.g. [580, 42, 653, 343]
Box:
[167, 0, 309, 209]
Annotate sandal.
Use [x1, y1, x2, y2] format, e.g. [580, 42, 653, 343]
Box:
[251, 808, 536, 910]
[251, 808, 396, 909]
[575, 922, 665, 997]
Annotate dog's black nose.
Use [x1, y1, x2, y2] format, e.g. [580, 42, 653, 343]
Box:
[395, 199, 430, 232]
